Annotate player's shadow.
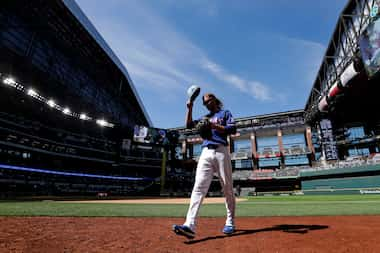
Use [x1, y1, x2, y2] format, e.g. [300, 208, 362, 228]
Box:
[184, 224, 329, 244]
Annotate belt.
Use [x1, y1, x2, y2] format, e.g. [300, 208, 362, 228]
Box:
[206, 144, 220, 149]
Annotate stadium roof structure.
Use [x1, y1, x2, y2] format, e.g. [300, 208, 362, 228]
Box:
[304, 0, 380, 126]
[63, 0, 152, 127]
[0, 0, 152, 128]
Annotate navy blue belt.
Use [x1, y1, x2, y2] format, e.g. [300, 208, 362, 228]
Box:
[206, 144, 220, 149]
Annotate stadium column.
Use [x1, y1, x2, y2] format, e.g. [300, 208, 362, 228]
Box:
[305, 126, 315, 163]
[317, 123, 327, 166]
[186, 138, 195, 159]
[277, 129, 285, 169]
[160, 148, 167, 193]
[250, 132, 258, 170]
[181, 140, 187, 159]
[364, 125, 377, 154]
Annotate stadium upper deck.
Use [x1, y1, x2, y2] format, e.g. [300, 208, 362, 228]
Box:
[304, 0, 380, 125]
[0, 0, 151, 129]
[0, 0, 160, 196]
[304, 0, 380, 159]
[169, 109, 314, 170]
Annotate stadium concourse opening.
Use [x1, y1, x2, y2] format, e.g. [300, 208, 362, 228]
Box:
[1, 0, 380, 199]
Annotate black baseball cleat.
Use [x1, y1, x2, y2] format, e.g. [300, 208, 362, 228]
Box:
[172, 224, 195, 239]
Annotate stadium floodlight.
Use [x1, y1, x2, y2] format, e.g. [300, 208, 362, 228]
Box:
[2, 76, 23, 90]
[96, 119, 114, 128]
[1, 72, 116, 128]
[63, 107, 71, 115]
[96, 119, 107, 127]
[79, 113, 89, 120]
[47, 99, 56, 108]
[3, 77, 17, 87]
[27, 88, 38, 97]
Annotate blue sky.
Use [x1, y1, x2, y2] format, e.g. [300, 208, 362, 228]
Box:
[75, 0, 347, 129]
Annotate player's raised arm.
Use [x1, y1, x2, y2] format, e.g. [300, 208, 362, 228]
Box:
[186, 100, 194, 129]
[185, 85, 200, 129]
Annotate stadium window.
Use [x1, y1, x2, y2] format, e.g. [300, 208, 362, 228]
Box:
[347, 126, 365, 141]
[284, 155, 309, 166]
[234, 139, 251, 153]
[348, 148, 369, 157]
[193, 143, 202, 158]
[258, 157, 280, 168]
[256, 136, 279, 155]
[282, 133, 307, 151]
[233, 159, 252, 169]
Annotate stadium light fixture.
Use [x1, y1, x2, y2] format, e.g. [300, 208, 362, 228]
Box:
[62, 107, 71, 115]
[47, 99, 56, 108]
[3, 77, 16, 87]
[96, 119, 107, 127]
[2, 76, 23, 90]
[1, 72, 116, 128]
[27, 88, 38, 97]
[96, 119, 114, 128]
[79, 113, 89, 120]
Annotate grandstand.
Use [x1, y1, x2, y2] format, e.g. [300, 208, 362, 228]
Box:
[304, 0, 380, 160]
[169, 110, 309, 195]
[0, 0, 163, 197]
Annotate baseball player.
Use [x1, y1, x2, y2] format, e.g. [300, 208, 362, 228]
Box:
[173, 93, 237, 239]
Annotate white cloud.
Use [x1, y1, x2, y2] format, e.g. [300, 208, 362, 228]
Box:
[77, 0, 273, 104]
[205, 4, 219, 17]
[160, 0, 219, 17]
[248, 81, 271, 101]
[201, 59, 272, 101]
[277, 35, 326, 84]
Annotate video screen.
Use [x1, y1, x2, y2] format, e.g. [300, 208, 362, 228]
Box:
[133, 125, 167, 145]
[359, 17, 380, 78]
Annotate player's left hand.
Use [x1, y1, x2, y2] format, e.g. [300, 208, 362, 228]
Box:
[210, 123, 225, 133]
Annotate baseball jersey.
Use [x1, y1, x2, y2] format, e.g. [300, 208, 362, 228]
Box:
[194, 109, 236, 147]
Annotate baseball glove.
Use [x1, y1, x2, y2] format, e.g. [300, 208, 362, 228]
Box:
[196, 118, 212, 139]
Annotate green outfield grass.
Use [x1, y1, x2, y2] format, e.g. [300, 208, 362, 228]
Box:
[1, 195, 380, 217]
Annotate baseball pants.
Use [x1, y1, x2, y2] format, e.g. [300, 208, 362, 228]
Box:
[184, 145, 235, 231]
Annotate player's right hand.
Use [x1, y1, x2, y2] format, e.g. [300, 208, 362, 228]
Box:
[186, 100, 193, 109]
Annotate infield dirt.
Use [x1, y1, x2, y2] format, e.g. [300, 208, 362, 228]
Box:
[1, 216, 380, 253]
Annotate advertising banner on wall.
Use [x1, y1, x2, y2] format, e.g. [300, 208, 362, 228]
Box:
[359, 16, 380, 78]
[320, 119, 338, 160]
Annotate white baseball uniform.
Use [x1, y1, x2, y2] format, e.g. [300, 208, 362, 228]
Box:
[184, 109, 236, 231]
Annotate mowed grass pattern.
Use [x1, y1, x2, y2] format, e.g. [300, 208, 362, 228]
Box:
[0, 195, 380, 217]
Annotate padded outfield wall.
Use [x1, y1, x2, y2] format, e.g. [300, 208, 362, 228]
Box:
[300, 164, 380, 194]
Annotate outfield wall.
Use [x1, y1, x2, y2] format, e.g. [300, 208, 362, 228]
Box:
[301, 175, 380, 194]
[300, 164, 380, 177]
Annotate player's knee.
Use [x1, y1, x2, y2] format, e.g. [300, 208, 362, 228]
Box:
[224, 186, 234, 196]
[193, 184, 208, 194]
